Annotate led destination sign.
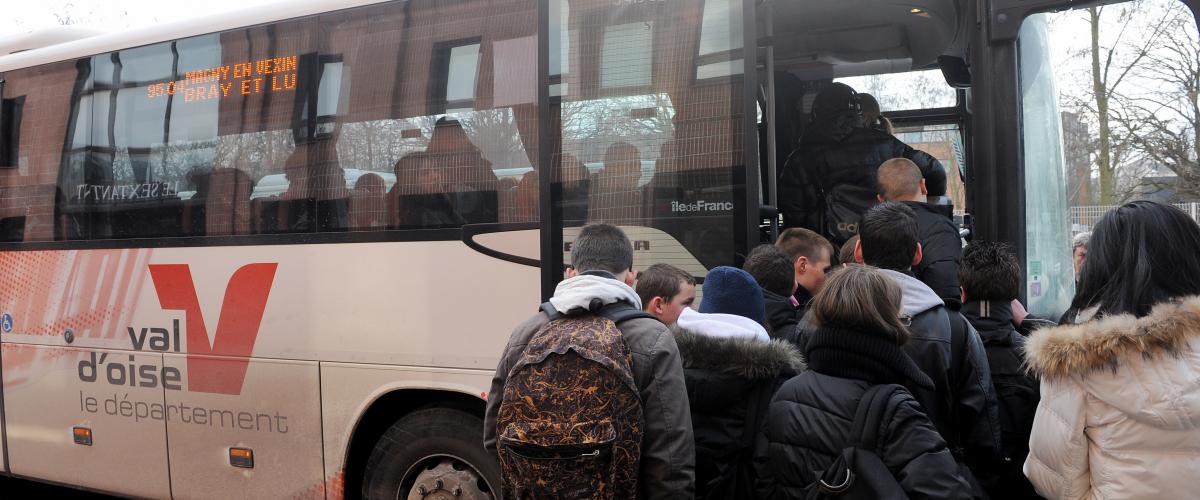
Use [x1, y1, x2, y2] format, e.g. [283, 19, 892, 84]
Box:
[146, 55, 298, 103]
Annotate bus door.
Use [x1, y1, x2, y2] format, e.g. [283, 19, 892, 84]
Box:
[974, 0, 1200, 317]
[542, 0, 760, 293]
[755, 0, 968, 246]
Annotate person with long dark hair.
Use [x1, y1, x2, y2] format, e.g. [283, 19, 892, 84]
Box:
[1025, 200, 1200, 499]
[757, 264, 969, 499]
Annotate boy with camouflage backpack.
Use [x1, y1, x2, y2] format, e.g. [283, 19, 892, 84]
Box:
[484, 223, 695, 499]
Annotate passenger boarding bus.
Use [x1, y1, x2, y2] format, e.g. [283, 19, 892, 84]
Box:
[0, 0, 1197, 497]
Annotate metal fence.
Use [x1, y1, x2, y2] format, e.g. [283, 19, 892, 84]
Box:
[1071, 203, 1200, 232]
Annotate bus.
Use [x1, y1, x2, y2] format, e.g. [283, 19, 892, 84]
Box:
[0, 0, 1196, 497]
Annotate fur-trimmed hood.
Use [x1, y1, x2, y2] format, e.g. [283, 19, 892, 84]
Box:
[1026, 296, 1200, 380]
[672, 325, 806, 380]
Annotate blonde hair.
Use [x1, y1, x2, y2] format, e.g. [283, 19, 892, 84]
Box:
[810, 264, 911, 344]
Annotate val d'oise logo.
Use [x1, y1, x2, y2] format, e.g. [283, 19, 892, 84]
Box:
[148, 263, 278, 395]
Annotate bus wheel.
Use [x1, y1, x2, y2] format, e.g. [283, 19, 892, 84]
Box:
[361, 407, 499, 500]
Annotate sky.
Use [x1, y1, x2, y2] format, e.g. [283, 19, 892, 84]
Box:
[1, 0, 280, 38]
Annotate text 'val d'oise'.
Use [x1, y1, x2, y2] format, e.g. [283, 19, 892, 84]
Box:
[146, 55, 298, 103]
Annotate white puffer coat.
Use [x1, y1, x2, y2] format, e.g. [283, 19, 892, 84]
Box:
[1023, 297, 1200, 499]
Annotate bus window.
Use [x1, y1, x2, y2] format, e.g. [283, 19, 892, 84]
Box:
[1, 0, 540, 241]
[1019, 0, 1200, 317]
[554, 0, 748, 277]
[893, 123, 968, 212]
[0, 60, 79, 243]
[837, 69, 958, 111]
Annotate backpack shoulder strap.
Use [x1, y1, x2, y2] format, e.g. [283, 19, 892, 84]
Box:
[596, 301, 655, 324]
[850, 384, 904, 452]
[537, 301, 653, 324]
[539, 302, 564, 322]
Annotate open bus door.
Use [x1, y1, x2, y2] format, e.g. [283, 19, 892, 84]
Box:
[755, 0, 1200, 317]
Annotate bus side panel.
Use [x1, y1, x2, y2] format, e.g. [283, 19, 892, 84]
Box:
[319, 362, 492, 499]
[163, 353, 323, 499]
[1, 344, 171, 498]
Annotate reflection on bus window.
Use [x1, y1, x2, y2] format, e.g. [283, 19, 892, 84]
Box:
[836, 69, 958, 110]
[1021, 0, 1200, 317]
[0, 0, 538, 242]
[555, 0, 746, 275]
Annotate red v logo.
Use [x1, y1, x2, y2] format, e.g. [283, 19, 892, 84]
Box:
[148, 263, 278, 395]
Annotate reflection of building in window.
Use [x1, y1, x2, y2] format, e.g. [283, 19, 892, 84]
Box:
[696, 0, 744, 79]
[430, 40, 481, 114]
[601, 23, 653, 89]
[0, 96, 25, 168]
[294, 55, 345, 143]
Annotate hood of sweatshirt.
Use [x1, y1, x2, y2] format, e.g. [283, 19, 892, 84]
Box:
[547, 274, 642, 314]
[675, 307, 770, 342]
[880, 269, 944, 316]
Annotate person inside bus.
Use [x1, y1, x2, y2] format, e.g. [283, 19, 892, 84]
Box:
[389, 152, 464, 228]
[635, 263, 697, 327]
[349, 172, 388, 229]
[277, 141, 350, 232]
[1024, 201, 1200, 500]
[484, 223, 696, 498]
[557, 153, 591, 223]
[778, 82, 946, 247]
[424, 117, 498, 225]
[742, 244, 803, 342]
[671, 266, 803, 499]
[276, 150, 317, 232]
[876, 158, 962, 307]
[854, 202, 1000, 496]
[590, 142, 644, 222]
[859, 92, 896, 135]
[756, 264, 971, 499]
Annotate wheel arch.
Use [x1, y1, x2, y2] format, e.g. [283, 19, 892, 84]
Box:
[341, 387, 488, 500]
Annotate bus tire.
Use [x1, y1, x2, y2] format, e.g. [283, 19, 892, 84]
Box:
[361, 407, 500, 500]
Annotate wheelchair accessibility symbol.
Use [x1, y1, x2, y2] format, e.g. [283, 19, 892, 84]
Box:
[1, 313, 12, 333]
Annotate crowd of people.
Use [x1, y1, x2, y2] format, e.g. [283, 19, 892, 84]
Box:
[481, 80, 1200, 500]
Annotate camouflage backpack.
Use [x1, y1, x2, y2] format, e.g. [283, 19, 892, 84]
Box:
[496, 301, 649, 499]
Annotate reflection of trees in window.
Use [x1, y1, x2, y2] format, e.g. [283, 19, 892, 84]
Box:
[836, 70, 957, 111]
[561, 94, 675, 165]
[336, 117, 435, 173]
[457, 108, 532, 170]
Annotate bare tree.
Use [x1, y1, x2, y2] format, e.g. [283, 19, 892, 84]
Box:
[1113, 3, 1200, 201]
[1079, 2, 1171, 203]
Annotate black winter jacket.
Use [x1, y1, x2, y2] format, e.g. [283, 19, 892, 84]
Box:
[779, 109, 947, 246]
[962, 301, 1044, 500]
[674, 326, 805, 500]
[757, 326, 971, 499]
[763, 289, 802, 343]
[881, 270, 1000, 497]
[905, 201, 962, 306]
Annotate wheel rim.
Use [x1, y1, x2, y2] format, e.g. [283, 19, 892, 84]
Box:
[399, 454, 494, 500]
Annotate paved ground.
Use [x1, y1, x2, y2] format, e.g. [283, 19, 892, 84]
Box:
[0, 476, 117, 498]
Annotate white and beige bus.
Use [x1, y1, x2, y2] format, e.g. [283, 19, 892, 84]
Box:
[1, 0, 1197, 497]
